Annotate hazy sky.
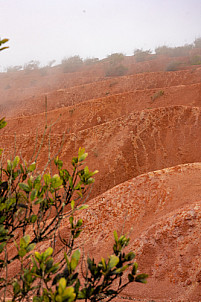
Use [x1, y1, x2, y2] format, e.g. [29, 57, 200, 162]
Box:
[1, 0, 201, 69]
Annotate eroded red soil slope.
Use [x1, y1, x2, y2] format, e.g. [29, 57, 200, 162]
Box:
[1, 58, 201, 301]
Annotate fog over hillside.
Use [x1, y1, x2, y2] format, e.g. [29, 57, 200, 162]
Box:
[1, 0, 201, 69]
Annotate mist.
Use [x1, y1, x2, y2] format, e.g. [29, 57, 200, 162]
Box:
[1, 0, 201, 70]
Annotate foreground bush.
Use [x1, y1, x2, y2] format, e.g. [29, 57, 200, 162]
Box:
[0, 116, 148, 301]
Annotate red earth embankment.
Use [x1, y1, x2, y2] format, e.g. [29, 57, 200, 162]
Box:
[1, 59, 201, 301]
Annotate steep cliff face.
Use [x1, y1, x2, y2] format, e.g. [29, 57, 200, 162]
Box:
[1, 61, 201, 301]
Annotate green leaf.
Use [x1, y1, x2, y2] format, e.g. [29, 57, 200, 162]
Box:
[0, 216, 6, 224]
[28, 162, 36, 172]
[45, 258, 53, 270]
[34, 251, 41, 262]
[30, 214, 37, 223]
[135, 273, 148, 283]
[0, 242, 6, 253]
[74, 230, 81, 239]
[74, 279, 80, 294]
[125, 251, 135, 261]
[51, 174, 63, 189]
[69, 176, 73, 188]
[78, 153, 88, 162]
[19, 183, 31, 192]
[12, 156, 20, 169]
[7, 159, 12, 172]
[86, 177, 95, 184]
[33, 297, 41, 302]
[78, 289, 87, 299]
[114, 230, 118, 243]
[77, 205, 89, 211]
[76, 219, 82, 227]
[90, 170, 99, 176]
[19, 248, 27, 257]
[84, 166, 89, 175]
[54, 156, 63, 169]
[64, 252, 70, 269]
[114, 264, 129, 274]
[62, 287, 76, 302]
[44, 173, 51, 186]
[72, 157, 78, 165]
[101, 257, 106, 271]
[128, 273, 134, 282]
[0, 117, 7, 129]
[132, 262, 138, 275]
[59, 277, 66, 292]
[33, 175, 41, 188]
[28, 178, 33, 189]
[30, 189, 38, 201]
[0, 46, 9, 51]
[20, 235, 30, 248]
[24, 235, 30, 245]
[26, 243, 35, 252]
[69, 216, 73, 227]
[71, 200, 75, 210]
[72, 249, 80, 261]
[34, 198, 43, 205]
[43, 247, 53, 260]
[70, 258, 78, 271]
[49, 263, 59, 274]
[108, 255, 119, 269]
[13, 280, 21, 295]
[0, 39, 9, 45]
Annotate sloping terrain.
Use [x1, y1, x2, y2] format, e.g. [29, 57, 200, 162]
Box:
[64, 163, 201, 301]
[1, 56, 201, 301]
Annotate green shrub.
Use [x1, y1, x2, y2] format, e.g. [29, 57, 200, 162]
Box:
[105, 64, 128, 77]
[6, 65, 23, 72]
[0, 43, 147, 301]
[84, 57, 99, 65]
[24, 60, 40, 71]
[107, 53, 125, 65]
[165, 61, 181, 71]
[39, 66, 49, 76]
[194, 37, 201, 49]
[151, 90, 164, 101]
[155, 45, 169, 56]
[190, 55, 201, 65]
[61, 56, 83, 73]
[0, 118, 148, 301]
[155, 44, 193, 57]
[134, 49, 152, 62]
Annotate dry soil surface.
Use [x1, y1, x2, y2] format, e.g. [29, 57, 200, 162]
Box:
[1, 58, 201, 301]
